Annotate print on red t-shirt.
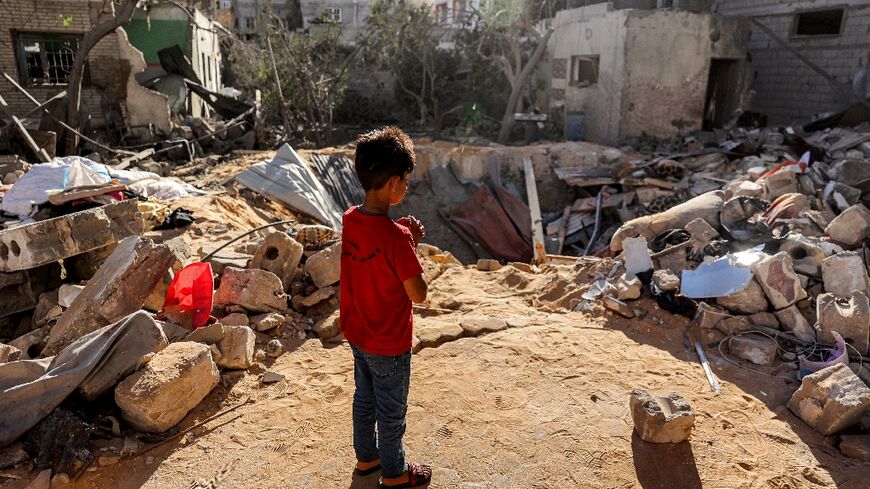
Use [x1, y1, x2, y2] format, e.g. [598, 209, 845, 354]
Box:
[340, 207, 424, 356]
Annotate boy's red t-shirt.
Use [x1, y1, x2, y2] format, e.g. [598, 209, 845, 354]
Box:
[340, 207, 423, 356]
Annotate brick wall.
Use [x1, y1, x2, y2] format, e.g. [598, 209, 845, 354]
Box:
[0, 0, 125, 128]
[713, 0, 870, 124]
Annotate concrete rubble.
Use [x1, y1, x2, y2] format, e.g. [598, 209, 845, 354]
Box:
[788, 364, 870, 436]
[630, 389, 695, 444]
[213, 267, 289, 314]
[217, 325, 255, 370]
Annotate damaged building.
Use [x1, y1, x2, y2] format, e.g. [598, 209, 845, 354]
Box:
[542, 1, 752, 144]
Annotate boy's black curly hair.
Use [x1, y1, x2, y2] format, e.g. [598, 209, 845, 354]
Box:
[354, 126, 416, 191]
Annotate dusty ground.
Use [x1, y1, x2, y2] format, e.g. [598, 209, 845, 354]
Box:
[10, 262, 866, 489]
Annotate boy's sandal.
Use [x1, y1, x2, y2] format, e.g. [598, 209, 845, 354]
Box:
[355, 463, 382, 476]
[379, 463, 432, 488]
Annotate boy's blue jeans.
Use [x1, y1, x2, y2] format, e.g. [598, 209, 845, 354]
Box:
[350, 342, 411, 479]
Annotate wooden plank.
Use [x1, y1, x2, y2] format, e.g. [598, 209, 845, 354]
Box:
[523, 157, 546, 264]
[556, 205, 571, 255]
[113, 148, 156, 170]
[571, 192, 635, 212]
[0, 93, 50, 162]
[22, 90, 66, 119]
[546, 212, 595, 236]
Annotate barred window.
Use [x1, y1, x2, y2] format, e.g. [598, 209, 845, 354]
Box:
[16, 33, 79, 86]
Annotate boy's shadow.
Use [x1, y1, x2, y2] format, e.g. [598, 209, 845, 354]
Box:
[348, 471, 381, 489]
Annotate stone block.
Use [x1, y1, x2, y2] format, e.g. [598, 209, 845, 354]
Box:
[817, 292, 870, 355]
[840, 435, 870, 461]
[825, 204, 870, 245]
[304, 242, 341, 288]
[115, 342, 219, 433]
[32, 288, 60, 325]
[213, 267, 288, 314]
[297, 286, 337, 309]
[217, 325, 255, 370]
[748, 312, 779, 329]
[729, 335, 777, 366]
[788, 363, 870, 436]
[716, 316, 754, 336]
[630, 389, 695, 443]
[0, 200, 142, 273]
[753, 252, 807, 309]
[251, 313, 284, 332]
[692, 302, 730, 330]
[779, 234, 826, 276]
[220, 313, 249, 327]
[313, 311, 340, 339]
[652, 269, 680, 293]
[716, 278, 768, 314]
[206, 251, 251, 276]
[476, 259, 502, 272]
[775, 305, 817, 343]
[184, 323, 225, 344]
[249, 232, 303, 291]
[460, 317, 508, 337]
[57, 284, 84, 308]
[822, 252, 870, 296]
[617, 274, 642, 301]
[0, 343, 22, 363]
[43, 236, 175, 356]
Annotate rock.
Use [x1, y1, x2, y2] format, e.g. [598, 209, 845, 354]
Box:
[839, 435, 870, 461]
[617, 274, 642, 301]
[775, 305, 817, 343]
[0, 442, 29, 469]
[716, 316, 753, 336]
[684, 217, 719, 244]
[50, 472, 70, 489]
[779, 234, 826, 276]
[509, 262, 535, 273]
[412, 335, 422, 353]
[217, 325, 255, 369]
[115, 342, 220, 433]
[460, 317, 508, 337]
[209, 344, 222, 364]
[753, 252, 807, 309]
[476, 259, 502, 272]
[299, 286, 337, 308]
[622, 237, 653, 277]
[603, 296, 635, 318]
[33, 290, 61, 325]
[716, 278, 768, 314]
[304, 242, 341, 288]
[748, 312, 779, 329]
[9, 327, 44, 359]
[220, 313, 249, 327]
[262, 371, 285, 384]
[788, 363, 870, 436]
[439, 298, 462, 310]
[43, 237, 175, 356]
[692, 302, 730, 330]
[25, 469, 51, 489]
[416, 321, 464, 349]
[629, 389, 695, 443]
[0, 343, 22, 363]
[652, 269, 680, 293]
[266, 339, 284, 358]
[251, 313, 284, 332]
[313, 311, 340, 340]
[184, 323, 225, 344]
[56, 284, 84, 308]
[97, 454, 120, 466]
[817, 292, 870, 355]
[214, 267, 288, 313]
[430, 252, 462, 266]
[728, 335, 777, 366]
[825, 204, 870, 245]
[249, 232, 304, 291]
[206, 251, 252, 276]
[822, 252, 870, 296]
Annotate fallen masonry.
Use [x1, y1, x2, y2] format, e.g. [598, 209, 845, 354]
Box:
[630, 389, 695, 444]
[788, 364, 870, 436]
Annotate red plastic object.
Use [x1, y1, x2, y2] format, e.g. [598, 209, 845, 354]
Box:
[161, 262, 214, 329]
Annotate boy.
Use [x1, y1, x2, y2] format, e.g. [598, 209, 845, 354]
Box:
[340, 126, 432, 488]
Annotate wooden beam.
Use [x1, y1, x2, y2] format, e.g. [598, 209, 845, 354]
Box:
[523, 157, 546, 264]
[0, 93, 50, 162]
[22, 90, 66, 119]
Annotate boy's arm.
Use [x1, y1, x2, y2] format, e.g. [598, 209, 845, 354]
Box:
[403, 275, 428, 303]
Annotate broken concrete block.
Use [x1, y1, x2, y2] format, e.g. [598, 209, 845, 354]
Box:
[313, 311, 340, 340]
[748, 312, 779, 329]
[206, 251, 252, 276]
[779, 234, 826, 276]
[729, 335, 777, 366]
[1, 263, 62, 320]
[251, 313, 284, 332]
[716, 316, 754, 336]
[213, 267, 288, 314]
[825, 204, 870, 245]
[298, 286, 337, 308]
[617, 274, 642, 301]
[57, 284, 84, 308]
[249, 232, 303, 291]
[762, 170, 798, 200]
[753, 252, 807, 309]
[265, 339, 284, 358]
[9, 327, 44, 359]
[775, 305, 817, 343]
[822, 252, 870, 296]
[143, 237, 191, 313]
[622, 236, 653, 277]
[692, 302, 730, 330]
[476, 259, 502, 272]
[304, 242, 341, 288]
[630, 389, 695, 443]
[0, 343, 22, 363]
[32, 289, 60, 325]
[115, 342, 219, 433]
[840, 435, 870, 461]
[716, 278, 768, 315]
[217, 325, 255, 370]
[0, 200, 142, 273]
[460, 317, 508, 337]
[220, 313, 249, 327]
[652, 269, 680, 293]
[788, 363, 870, 436]
[184, 323, 224, 345]
[817, 292, 870, 355]
[262, 371, 285, 383]
[42, 236, 175, 356]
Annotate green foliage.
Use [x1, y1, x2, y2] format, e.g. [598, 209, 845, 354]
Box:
[58, 15, 74, 26]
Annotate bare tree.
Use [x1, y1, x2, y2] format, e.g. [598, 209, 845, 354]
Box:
[65, 0, 141, 154]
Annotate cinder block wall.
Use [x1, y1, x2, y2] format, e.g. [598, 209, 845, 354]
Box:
[714, 0, 870, 124]
[0, 0, 125, 128]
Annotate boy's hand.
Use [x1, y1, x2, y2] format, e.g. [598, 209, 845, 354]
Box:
[397, 216, 425, 245]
